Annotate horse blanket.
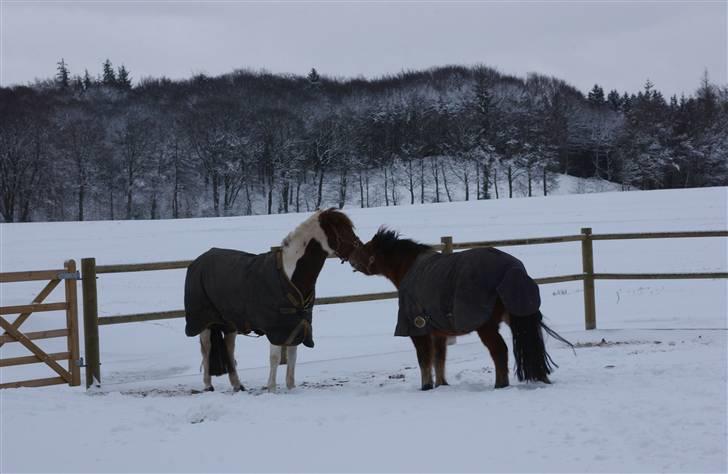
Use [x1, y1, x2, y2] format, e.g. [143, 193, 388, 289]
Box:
[395, 248, 541, 337]
[184, 248, 315, 347]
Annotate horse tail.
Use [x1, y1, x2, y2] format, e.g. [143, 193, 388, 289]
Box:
[508, 311, 558, 383]
[208, 325, 231, 376]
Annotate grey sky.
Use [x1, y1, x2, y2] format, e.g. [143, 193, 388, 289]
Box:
[1, 1, 726, 97]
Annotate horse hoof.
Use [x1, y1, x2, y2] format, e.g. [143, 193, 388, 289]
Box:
[234, 385, 246, 392]
[495, 378, 509, 388]
[421, 383, 434, 391]
[204, 386, 214, 392]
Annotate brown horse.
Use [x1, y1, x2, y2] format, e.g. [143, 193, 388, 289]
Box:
[185, 208, 362, 393]
[349, 228, 572, 391]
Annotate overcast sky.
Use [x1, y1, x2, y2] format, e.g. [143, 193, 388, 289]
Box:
[1, 1, 726, 97]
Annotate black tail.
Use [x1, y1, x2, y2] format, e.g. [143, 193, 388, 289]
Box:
[509, 312, 559, 383]
[208, 326, 231, 376]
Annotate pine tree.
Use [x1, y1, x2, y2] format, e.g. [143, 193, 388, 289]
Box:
[669, 95, 678, 110]
[117, 65, 132, 89]
[473, 76, 495, 199]
[102, 59, 116, 86]
[587, 84, 605, 106]
[696, 69, 717, 125]
[56, 58, 70, 89]
[607, 89, 622, 111]
[83, 69, 93, 90]
[643, 79, 655, 96]
[621, 92, 632, 112]
[474, 77, 493, 134]
[72, 75, 84, 91]
[307, 68, 320, 85]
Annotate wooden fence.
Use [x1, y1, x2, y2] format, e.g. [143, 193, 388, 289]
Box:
[78, 228, 727, 388]
[0, 260, 81, 389]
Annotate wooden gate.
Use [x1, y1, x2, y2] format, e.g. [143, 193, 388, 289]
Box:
[0, 260, 81, 388]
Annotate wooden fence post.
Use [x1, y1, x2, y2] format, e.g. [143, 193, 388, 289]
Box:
[440, 236, 457, 345]
[271, 246, 287, 366]
[81, 258, 101, 388]
[581, 228, 597, 330]
[63, 260, 81, 386]
[441, 236, 453, 255]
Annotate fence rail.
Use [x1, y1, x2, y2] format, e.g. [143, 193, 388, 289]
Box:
[77, 227, 727, 388]
[452, 233, 585, 250]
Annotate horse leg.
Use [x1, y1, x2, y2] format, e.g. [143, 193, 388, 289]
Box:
[411, 335, 434, 390]
[267, 344, 282, 393]
[200, 329, 214, 392]
[433, 334, 449, 387]
[477, 321, 510, 389]
[224, 332, 244, 392]
[285, 345, 298, 389]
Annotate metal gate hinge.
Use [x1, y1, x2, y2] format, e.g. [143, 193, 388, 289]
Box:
[75, 357, 85, 368]
[57, 271, 81, 280]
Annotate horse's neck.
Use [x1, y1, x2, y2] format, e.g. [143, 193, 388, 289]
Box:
[385, 251, 425, 289]
[289, 240, 328, 297]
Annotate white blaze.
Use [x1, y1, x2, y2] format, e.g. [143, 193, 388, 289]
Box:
[280, 211, 333, 280]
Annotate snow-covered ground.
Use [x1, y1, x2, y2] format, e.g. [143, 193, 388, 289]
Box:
[1, 186, 726, 473]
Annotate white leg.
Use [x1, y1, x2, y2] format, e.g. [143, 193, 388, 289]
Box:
[200, 329, 213, 391]
[285, 345, 297, 389]
[224, 332, 244, 391]
[267, 344, 281, 393]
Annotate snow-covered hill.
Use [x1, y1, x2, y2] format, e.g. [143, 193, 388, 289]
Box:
[239, 170, 626, 216]
[1, 186, 726, 472]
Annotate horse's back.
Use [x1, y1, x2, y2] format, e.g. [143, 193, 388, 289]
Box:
[454, 247, 540, 318]
[184, 247, 259, 337]
[396, 248, 540, 336]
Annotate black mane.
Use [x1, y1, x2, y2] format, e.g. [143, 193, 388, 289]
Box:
[371, 227, 432, 257]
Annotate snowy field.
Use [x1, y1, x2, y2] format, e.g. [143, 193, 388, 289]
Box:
[1, 186, 726, 473]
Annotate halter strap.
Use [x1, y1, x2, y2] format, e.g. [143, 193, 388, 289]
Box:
[330, 226, 362, 263]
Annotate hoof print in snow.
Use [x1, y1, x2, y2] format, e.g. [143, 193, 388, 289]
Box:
[300, 378, 348, 389]
[388, 373, 405, 379]
[604, 365, 616, 369]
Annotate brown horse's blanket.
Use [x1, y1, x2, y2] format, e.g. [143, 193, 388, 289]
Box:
[395, 248, 541, 337]
[184, 248, 314, 347]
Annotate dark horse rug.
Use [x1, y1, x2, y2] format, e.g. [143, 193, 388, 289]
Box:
[184, 248, 315, 348]
[396, 247, 541, 336]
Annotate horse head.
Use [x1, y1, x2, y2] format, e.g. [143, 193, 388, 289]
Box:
[317, 208, 363, 263]
[349, 227, 432, 286]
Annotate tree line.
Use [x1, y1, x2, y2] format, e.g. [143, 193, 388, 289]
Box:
[0, 59, 725, 222]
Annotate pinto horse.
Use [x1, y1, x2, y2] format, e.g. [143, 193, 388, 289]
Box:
[184, 209, 361, 393]
[349, 228, 572, 391]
